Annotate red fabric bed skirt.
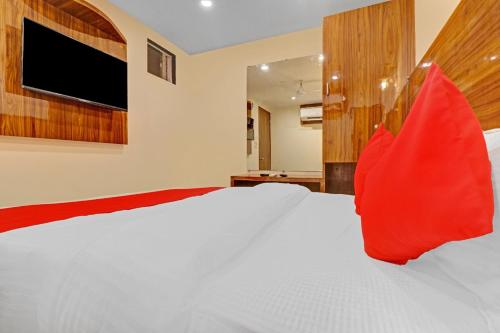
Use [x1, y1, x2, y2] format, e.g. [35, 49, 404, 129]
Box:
[0, 187, 222, 233]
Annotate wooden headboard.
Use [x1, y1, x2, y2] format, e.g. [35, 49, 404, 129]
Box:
[386, 0, 500, 134]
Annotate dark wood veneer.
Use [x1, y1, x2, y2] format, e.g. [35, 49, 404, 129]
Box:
[325, 163, 357, 195]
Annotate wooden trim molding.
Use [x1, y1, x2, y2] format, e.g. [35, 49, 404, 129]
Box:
[0, 0, 128, 144]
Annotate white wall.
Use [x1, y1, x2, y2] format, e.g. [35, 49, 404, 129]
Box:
[415, 0, 461, 63]
[270, 107, 322, 172]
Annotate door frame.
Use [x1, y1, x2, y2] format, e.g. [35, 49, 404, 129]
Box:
[258, 107, 271, 170]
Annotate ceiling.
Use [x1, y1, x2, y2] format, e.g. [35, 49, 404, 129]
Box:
[247, 55, 322, 110]
[107, 0, 387, 54]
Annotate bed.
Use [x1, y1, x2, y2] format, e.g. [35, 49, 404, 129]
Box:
[2, 76, 500, 331]
[2, 80, 500, 333]
[1, 177, 499, 332]
[2, 2, 500, 331]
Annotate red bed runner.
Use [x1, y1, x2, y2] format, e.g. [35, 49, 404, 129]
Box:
[0, 187, 222, 233]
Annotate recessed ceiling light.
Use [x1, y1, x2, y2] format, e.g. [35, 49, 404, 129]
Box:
[260, 64, 270, 72]
[331, 75, 339, 81]
[421, 62, 432, 68]
[490, 55, 498, 61]
[291, 96, 297, 100]
[318, 54, 325, 62]
[200, 0, 213, 8]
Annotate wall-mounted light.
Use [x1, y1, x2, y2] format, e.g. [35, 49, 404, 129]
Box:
[260, 64, 270, 72]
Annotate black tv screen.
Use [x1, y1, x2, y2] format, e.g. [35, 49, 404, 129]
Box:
[22, 18, 128, 111]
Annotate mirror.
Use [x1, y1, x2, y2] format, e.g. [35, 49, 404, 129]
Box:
[246, 55, 323, 173]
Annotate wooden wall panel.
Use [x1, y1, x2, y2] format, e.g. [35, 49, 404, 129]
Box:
[0, 0, 128, 144]
[43, 0, 126, 43]
[322, 0, 415, 194]
[322, 0, 415, 163]
[386, 0, 500, 134]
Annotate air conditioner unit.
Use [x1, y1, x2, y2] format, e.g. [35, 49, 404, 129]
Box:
[300, 106, 323, 124]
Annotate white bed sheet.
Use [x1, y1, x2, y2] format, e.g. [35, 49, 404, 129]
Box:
[182, 193, 498, 333]
[1, 184, 498, 333]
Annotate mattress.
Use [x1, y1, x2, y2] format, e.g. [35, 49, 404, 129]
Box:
[1, 184, 498, 333]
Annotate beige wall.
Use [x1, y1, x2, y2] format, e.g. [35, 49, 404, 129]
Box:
[415, 0, 460, 63]
[0, 0, 461, 207]
[270, 107, 322, 172]
[0, 0, 321, 207]
[190, 28, 322, 177]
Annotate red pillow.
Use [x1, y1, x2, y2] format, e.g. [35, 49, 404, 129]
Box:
[360, 64, 494, 265]
[354, 124, 394, 215]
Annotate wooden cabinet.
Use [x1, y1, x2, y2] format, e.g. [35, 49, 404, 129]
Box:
[322, 0, 415, 194]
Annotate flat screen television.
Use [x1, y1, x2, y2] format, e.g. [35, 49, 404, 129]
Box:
[22, 18, 128, 111]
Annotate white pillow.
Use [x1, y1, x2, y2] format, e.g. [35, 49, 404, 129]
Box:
[411, 131, 500, 330]
[484, 129, 500, 227]
[484, 128, 500, 151]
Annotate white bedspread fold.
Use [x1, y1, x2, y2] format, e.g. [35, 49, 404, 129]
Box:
[0, 184, 309, 333]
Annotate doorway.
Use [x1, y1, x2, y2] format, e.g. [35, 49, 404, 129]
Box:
[258, 107, 271, 170]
